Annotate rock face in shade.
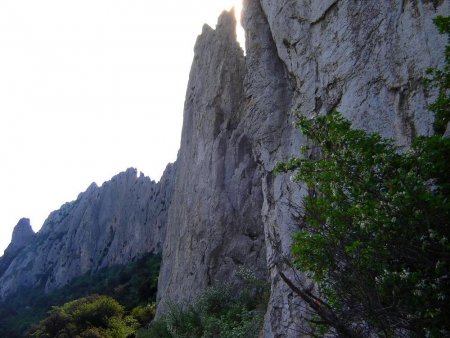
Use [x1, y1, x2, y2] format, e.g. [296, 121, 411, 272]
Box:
[156, 10, 268, 311]
[5, 218, 35, 255]
[0, 218, 35, 277]
[0, 166, 176, 300]
[156, 1, 448, 336]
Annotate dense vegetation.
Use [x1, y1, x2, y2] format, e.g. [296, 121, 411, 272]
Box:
[138, 269, 269, 338]
[28, 295, 138, 338]
[0, 253, 161, 337]
[1, 254, 267, 338]
[275, 16, 450, 338]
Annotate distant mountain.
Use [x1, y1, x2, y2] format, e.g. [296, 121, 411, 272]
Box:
[0, 165, 175, 300]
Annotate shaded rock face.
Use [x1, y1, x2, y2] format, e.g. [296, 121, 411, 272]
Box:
[157, 1, 448, 336]
[0, 218, 35, 277]
[0, 166, 176, 300]
[6, 218, 35, 255]
[157, 10, 268, 311]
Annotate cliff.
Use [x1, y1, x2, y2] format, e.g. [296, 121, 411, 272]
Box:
[0, 0, 447, 336]
[157, 0, 448, 336]
[0, 166, 176, 300]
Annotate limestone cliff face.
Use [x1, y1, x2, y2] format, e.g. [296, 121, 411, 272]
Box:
[157, 10, 268, 310]
[0, 218, 35, 278]
[4, 218, 35, 255]
[157, 1, 448, 336]
[0, 166, 176, 300]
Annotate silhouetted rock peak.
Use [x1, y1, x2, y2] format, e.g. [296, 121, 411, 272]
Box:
[8, 218, 34, 254]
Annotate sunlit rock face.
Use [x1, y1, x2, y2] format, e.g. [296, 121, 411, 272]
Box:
[157, 0, 448, 336]
[0, 166, 176, 300]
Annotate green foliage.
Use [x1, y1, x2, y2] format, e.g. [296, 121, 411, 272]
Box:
[275, 16, 450, 337]
[28, 295, 138, 338]
[0, 253, 161, 337]
[141, 270, 269, 338]
[276, 110, 450, 336]
[423, 15, 450, 134]
[131, 303, 156, 326]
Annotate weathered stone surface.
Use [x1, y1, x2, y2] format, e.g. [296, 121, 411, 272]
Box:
[245, 0, 448, 336]
[0, 166, 176, 300]
[6, 218, 35, 255]
[156, 9, 268, 312]
[0, 1, 447, 336]
[156, 1, 448, 336]
[0, 218, 35, 278]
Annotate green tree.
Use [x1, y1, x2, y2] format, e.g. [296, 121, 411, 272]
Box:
[29, 295, 138, 338]
[275, 16, 450, 337]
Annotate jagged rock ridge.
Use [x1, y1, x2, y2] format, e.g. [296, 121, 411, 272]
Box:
[0, 166, 176, 300]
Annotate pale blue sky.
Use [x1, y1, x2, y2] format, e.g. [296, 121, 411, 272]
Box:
[0, 0, 244, 255]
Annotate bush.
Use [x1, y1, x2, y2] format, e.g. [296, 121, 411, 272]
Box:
[0, 253, 161, 336]
[131, 303, 156, 326]
[275, 15, 450, 337]
[142, 270, 269, 338]
[28, 295, 138, 337]
[276, 111, 450, 336]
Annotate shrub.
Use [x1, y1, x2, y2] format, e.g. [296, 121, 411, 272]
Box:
[142, 271, 269, 338]
[275, 15, 450, 337]
[28, 295, 138, 337]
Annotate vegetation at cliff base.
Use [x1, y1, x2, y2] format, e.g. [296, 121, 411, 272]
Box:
[0, 253, 160, 337]
[28, 295, 138, 338]
[138, 269, 269, 338]
[275, 15, 450, 338]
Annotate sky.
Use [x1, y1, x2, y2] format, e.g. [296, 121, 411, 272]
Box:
[0, 0, 245, 255]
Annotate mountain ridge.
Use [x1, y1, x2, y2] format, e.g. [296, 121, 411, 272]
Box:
[0, 1, 448, 336]
[0, 165, 176, 300]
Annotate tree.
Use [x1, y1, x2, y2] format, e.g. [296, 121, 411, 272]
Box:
[275, 16, 450, 337]
[28, 295, 138, 338]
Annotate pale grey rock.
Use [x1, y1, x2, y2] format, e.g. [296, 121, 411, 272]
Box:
[6, 218, 35, 255]
[444, 122, 450, 138]
[156, 9, 268, 313]
[247, 0, 448, 336]
[156, 0, 447, 337]
[260, 0, 448, 144]
[0, 166, 176, 300]
[0, 218, 35, 277]
[1, 1, 446, 336]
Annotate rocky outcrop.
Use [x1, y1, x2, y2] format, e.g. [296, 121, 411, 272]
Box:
[0, 218, 35, 277]
[0, 166, 176, 300]
[156, 1, 448, 336]
[5, 218, 35, 255]
[157, 10, 268, 311]
[249, 1, 448, 335]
